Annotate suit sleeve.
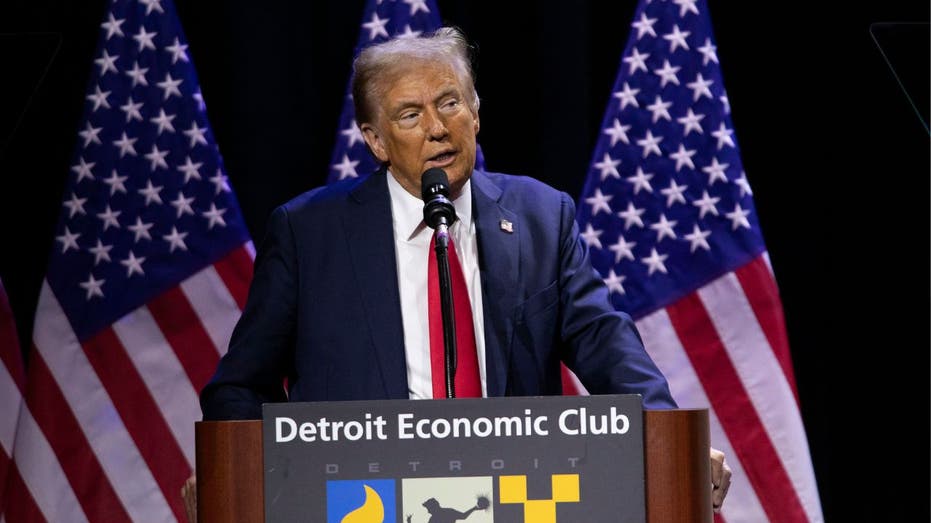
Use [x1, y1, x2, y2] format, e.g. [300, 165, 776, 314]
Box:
[555, 192, 678, 409]
[200, 205, 298, 420]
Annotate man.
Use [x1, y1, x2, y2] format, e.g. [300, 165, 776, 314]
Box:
[200, 26, 730, 510]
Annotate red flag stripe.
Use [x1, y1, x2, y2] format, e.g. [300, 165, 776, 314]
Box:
[82, 328, 191, 522]
[666, 293, 809, 522]
[213, 244, 254, 311]
[180, 265, 241, 358]
[0, 363, 21, 456]
[0, 285, 24, 393]
[21, 351, 129, 522]
[146, 286, 220, 392]
[32, 283, 173, 521]
[1, 461, 47, 523]
[734, 257, 799, 400]
[636, 308, 769, 522]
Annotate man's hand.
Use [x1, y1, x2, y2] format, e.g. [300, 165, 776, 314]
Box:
[181, 474, 197, 523]
[710, 447, 732, 513]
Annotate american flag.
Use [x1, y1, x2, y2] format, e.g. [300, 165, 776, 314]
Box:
[576, 1, 823, 522]
[327, 0, 485, 184]
[0, 278, 24, 518]
[1, 0, 254, 520]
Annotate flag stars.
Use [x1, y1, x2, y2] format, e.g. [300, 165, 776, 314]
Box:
[641, 248, 669, 276]
[636, 130, 663, 158]
[646, 95, 672, 123]
[202, 203, 228, 229]
[711, 122, 735, 150]
[603, 118, 631, 147]
[663, 24, 691, 53]
[56, 227, 81, 253]
[120, 251, 146, 277]
[653, 60, 681, 87]
[113, 132, 138, 157]
[631, 12, 658, 39]
[165, 37, 189, 63]
[609, 235, 637, 263]
[79, 274, 105, 300]
[702, 157, 729, 185]
[395, 25, 422, 39]
[585, 189, 614, 216]
[693, 190, 720, 218]
[618, 202, 646, 229]
[140, 0, 165, 15]
[210, 169, 231, 194]
[613, 82, 640, 110]
[362, 13, 389, 40]
[341, 123, 365, 147]
[156, 73, 183, 100]
[128, 217, 154, 242]
[163, 226, 189, 252]
[138, 180, 164, 206]
[150, 109, 176, 134]
[660, 179, 688, 207]
[120, 97, 144, 122]
[669, 144, 697, 171]
[332, 154, 360, 180]
[725, 204, 752, 230]
[144, 144, 169, 171]
[580, 224, 604, 249]
[684, 224, 712, 252]
[72, 157, 96, 182]
[183, 122, 208, 148]
[100, 13, 125, 39]
[624, 48, 650, 75]
[735, 172, 753, 197]
[686, 73, 714, 101]
[403, 0, 430, 15]
[94, 49, 119, 76]
[63, 193, 88, 217]
[86, 85, 111, 111]
[170, 192, 196, 217]
[88, 240, 113, 265]
[603, 270, 626, 295]
[125, 61, 149, 87]
[79, 121, 103, 147]
[677, 108, 705, 136]
[650, 214, 678, 242]
[673, 0, 700, 17]
[96, 205, 122, 230]
[103, 169, 128, 195]
[698, 38, 719, 65]
[177, 156, 203, 182]
[132, 26, 157, 52]
[626, 167, 654, 194]
[593, 152, 621, 180]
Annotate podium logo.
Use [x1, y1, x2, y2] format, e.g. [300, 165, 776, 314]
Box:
[499, 474, 580, 523]
[327, 479, 397, 523]
[401, 476, 493, 522]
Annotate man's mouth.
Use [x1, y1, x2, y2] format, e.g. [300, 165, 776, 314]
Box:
[428, 151, 456, 165]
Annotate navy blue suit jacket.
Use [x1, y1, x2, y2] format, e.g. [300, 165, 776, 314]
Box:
[201, 170, 676, 420]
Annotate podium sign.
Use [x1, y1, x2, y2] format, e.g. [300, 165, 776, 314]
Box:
[262, 394, 646, 523]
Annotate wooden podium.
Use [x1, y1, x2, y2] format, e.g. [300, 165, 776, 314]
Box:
[195, 409, 711, 522]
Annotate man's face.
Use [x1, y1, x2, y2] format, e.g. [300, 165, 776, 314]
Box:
[360, 59, 480, 199]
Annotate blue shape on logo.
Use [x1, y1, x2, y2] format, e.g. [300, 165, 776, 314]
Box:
[327, 479, 396, 523]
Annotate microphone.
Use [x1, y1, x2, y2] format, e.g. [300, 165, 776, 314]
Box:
[421, 168, 457, 231]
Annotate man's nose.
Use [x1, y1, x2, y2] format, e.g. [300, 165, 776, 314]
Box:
[423, 108, 449, 140]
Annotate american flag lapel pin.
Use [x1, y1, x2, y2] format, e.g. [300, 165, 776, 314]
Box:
[499, 219, 513, 233]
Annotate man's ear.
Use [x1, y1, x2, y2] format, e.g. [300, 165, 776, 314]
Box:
[361, 124, 389, 163]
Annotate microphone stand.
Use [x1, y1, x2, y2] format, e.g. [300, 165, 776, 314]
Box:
[432, 220, 457, 398]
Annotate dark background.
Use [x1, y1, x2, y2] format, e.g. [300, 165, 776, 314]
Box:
[1, 1, 928, 521]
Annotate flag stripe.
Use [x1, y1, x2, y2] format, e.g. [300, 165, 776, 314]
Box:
[734, 257, 799, 397]
[2, 460, 48, 523]
[699, 272, 821, 522]
[213, 245, 254, 311]
[637, 307, 770, 522]
[0, 288, 23, 393]
[33, 283, 173, 522]
[146, 287, 220, 392]
[0, 363, 21, 456]
[179, 264, 240, 358]
[112, 305, 200, 467]
[17, 360, 101, 523]
[666, 292, 808, 522]
[82, 328, 190, 522]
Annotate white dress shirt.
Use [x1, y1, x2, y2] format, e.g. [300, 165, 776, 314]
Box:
[386, 172, 487, 399]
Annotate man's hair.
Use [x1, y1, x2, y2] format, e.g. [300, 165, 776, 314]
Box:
[350, 26, 480, 126]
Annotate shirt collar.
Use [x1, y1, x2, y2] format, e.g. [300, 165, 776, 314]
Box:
[386, 170, 472, 241]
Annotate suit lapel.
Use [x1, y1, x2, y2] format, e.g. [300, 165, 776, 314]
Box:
[471, 171, 519, 397]
[344, 172, 408, 399]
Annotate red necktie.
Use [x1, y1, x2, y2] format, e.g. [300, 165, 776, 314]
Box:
[428, 233, 481, 398]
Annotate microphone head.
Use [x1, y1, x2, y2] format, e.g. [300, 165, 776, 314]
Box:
[421, 168, 450, 201]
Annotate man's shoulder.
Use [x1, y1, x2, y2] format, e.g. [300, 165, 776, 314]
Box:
[477, 169, 570, 207]
[278, 174, 375, 216]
